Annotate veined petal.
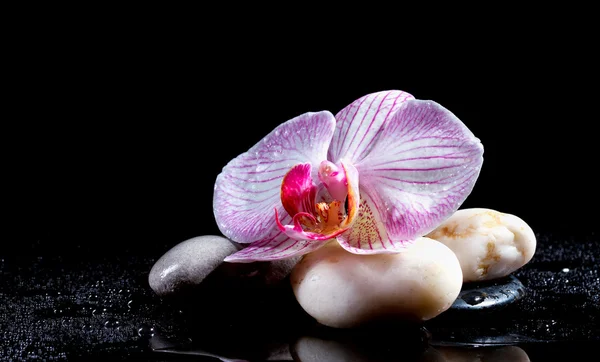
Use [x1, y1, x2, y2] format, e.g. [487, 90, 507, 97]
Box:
[356, 99, 484, 241]
[337, 191, 413, 254]
[224, 219, 330, 262]
[328, 90, 414, 165]
[214, 111, 336, 243]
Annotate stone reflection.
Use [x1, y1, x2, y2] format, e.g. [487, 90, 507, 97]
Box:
[290, 325, 429, 362]
[433, 346, 530, 362]
[292, 334, 529, 362]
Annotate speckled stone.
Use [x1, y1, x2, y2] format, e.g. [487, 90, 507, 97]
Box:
[427, 208, 536, 282]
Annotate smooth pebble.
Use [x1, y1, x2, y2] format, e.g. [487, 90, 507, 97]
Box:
[290, 237, 462, 328]
[149, 235, 299, 297]
[427, 208, 536, 282]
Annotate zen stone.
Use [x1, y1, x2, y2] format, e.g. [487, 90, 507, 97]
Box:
[290, 237, 463, 329]
[148, 235, 240, 296]
[449, 274, 526, 312]
[148, 235, 299, 297]
[427, 208, 536, 282]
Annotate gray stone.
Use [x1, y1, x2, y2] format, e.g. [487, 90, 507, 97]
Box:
[148, 235, 301, 297]
[148, 235, 241, 296]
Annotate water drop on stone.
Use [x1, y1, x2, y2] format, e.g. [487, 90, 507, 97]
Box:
[104, 318, 120, 328]
[137, 324, 155, 338]
[462, 291, 486, 305]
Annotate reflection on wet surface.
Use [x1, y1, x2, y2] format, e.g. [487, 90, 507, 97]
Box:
[0, 232, 598, 360]
[150, 328, 600, 361]
[149, 329, 536, 361]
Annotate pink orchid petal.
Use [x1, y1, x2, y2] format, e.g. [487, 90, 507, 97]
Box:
[337, 191, 413, 254]
[355, 99, 484, 242]
[214, 111, 336, 243]
[280, 163, 317, 219]
[224, 216, 330, 262]
[328, 90, 414, 165]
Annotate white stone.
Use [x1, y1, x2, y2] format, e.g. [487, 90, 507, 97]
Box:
[426, 208, 536, 282]
[290, 237, 462, 328]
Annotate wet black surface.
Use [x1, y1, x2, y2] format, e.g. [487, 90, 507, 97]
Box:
[1, 231, 598, 361]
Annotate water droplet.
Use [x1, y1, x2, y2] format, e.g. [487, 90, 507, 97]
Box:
[462, 291, 486, 305]
[562, 268, 570, 272]
[137, 324, 155, 338]
[104, 318, 120, 328]
[270, 144, 283, 155]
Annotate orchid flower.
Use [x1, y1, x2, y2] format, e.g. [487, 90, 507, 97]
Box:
[213, 90, 483, 262]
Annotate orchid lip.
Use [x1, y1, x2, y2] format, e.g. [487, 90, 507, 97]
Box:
[275, 207, 346, 241]
[275, 162, 359, 242]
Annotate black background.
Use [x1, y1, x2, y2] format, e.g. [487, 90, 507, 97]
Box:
[4, 14, 597, 258]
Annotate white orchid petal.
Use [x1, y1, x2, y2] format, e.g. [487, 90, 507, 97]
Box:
[214, 111, 335, 243]
[356, 99, 484, 241]
[328, 90, 414, 164]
